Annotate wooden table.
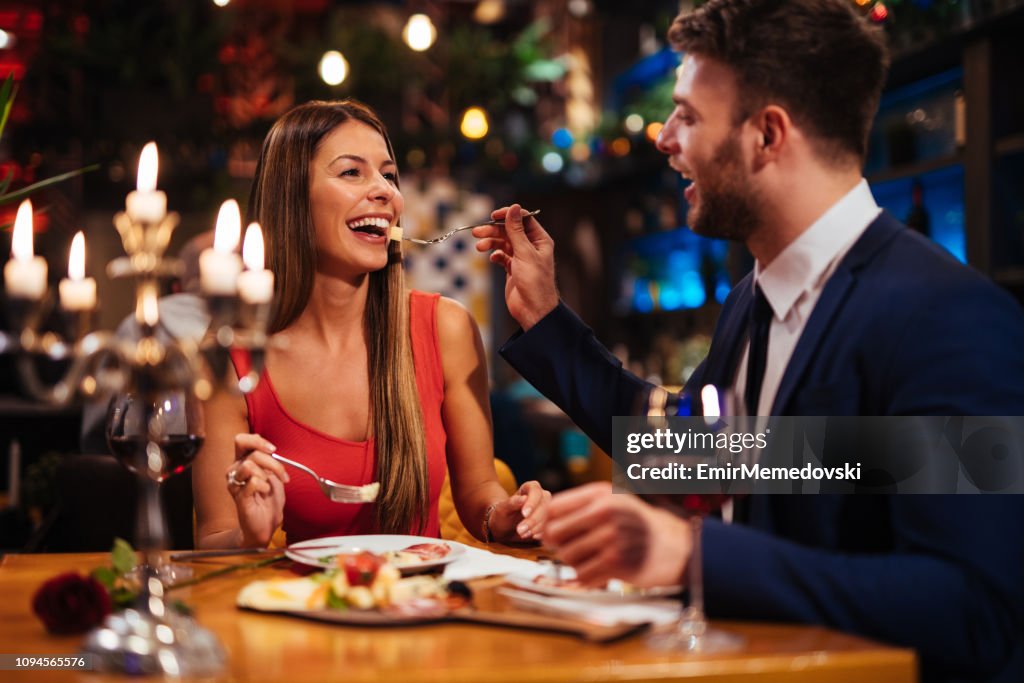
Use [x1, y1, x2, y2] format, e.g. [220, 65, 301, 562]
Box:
[0, 552, 916, 683]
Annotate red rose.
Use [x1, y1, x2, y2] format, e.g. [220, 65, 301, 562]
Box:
[31, 572, 112, 635]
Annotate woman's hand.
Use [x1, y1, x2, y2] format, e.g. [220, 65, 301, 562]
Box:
[489, 480, 552, 543]
[226, 433, 290, 547]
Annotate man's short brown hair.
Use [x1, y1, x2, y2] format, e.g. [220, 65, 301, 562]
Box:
[668, 0, 889, 164]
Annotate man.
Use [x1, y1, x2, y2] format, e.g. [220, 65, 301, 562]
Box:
[474, 1, 1024, 681]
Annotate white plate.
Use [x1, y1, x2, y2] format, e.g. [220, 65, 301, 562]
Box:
[286, 535, 464, 574]
[504, 571, 682, 603]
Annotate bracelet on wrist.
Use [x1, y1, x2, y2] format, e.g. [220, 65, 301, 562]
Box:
[482, 502, 499, 543]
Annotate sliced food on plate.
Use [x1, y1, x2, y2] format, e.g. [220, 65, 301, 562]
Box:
[238, 550, 466, 616]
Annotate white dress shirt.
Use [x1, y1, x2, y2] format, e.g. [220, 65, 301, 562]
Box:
[734, 179, 882, 415]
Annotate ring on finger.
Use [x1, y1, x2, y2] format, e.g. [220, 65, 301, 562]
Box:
[226, 469, 249, 488]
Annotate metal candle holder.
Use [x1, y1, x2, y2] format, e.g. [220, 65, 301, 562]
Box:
[1, 204, 273, 676]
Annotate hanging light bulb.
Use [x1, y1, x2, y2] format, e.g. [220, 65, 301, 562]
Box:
[319, 51, 349, 86]
[403, 14, 437, 52]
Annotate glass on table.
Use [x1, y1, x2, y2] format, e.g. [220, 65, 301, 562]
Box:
[106, 388, 204, 584]
[640, 383, 745, 653]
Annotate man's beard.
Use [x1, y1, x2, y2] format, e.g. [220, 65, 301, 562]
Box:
[687, 134, 762, 242]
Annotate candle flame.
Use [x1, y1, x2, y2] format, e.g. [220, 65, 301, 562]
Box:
[69, 231, 86, 281]
[214, 199, 242, 253]
[12, 199, 33, 261]
[242, 222, 265, 271]
[142, 287, 159, 327]
[137, 142, 159, 192]
[701, 385, 721, 418]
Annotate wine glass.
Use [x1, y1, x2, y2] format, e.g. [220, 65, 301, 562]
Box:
[85, 386, 224, 675]
[642, 383, 745, 653]
[105, 388, 205, 583]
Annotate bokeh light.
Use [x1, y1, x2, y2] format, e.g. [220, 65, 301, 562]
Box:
[318, 51, 348, 86]
[460, 107, 489, 139]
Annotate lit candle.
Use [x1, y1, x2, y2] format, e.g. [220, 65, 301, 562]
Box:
[3, 199, 48, 299]
[58, 231, 97, 311]
[125, 142, 167, 224]
[199, 199, 243, 295]
[237, 222, 274, 304]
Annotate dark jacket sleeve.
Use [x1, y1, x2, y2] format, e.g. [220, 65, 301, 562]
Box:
[499, 302, 649, 454]
[703, 495, 1024, 680]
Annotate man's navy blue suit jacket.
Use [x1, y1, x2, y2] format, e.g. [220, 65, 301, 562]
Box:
[501, 212, 1024, 682]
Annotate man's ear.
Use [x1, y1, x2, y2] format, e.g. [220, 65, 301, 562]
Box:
[757, 105, 788, 153]
[747, 105, 789, 172]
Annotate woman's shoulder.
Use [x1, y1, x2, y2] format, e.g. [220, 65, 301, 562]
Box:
[434, 295, 478, 338]
[408, 290, 472, 330]
[408, 290, 481, 361]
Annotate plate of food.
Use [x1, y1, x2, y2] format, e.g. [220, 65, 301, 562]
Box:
[504, 571, 681, 603]
[238, 549, 469, 625]
[285, 535, 464, 575]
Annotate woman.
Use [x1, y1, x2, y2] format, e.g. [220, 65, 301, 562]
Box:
[194, 100, 550, 548]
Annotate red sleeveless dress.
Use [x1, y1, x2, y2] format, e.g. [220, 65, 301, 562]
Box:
[229, 291, 447, 543]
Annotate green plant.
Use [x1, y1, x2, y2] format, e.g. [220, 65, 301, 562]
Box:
[0, 73, 98, 226]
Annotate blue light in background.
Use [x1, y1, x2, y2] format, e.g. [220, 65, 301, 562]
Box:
[679, 271, 707, 308]
[552, 128, 574, 149]
[871, 164, 966, 262]
[715, 278, 731, 304]
[619, 227, 730, 312]
[632, 278, 654, 312]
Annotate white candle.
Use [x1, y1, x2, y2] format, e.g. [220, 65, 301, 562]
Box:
[125, 142, 167, 223]
[59, 231, 97, 311]
[3, 199, 47, 299]
[200, 199, 243, 295]
[238, 222, 274, 304]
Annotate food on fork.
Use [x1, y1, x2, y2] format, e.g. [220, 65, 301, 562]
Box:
[388, 226, 403, 241]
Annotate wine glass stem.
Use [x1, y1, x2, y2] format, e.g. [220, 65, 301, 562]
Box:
[682, 514, 708, 636]
[137, 471, 167, 554]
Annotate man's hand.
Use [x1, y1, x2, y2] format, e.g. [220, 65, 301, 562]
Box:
[472, 203, 558, 331]
[544, 482, 692, 588]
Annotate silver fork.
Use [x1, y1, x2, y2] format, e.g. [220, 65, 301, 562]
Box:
[403, 209, 541, 245]
[271, 452, 379, 504]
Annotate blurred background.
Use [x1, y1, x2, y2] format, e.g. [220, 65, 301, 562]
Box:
[1, 0, 1023, 550]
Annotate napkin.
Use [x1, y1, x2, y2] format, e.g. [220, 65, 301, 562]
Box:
[443, 544, 548, 581]
[498, 588, 681, 627]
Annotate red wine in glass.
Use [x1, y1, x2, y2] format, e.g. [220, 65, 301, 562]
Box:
[107, 434, 204, 482]
[680, 493, 731, 516]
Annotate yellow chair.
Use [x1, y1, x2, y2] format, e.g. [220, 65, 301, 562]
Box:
[439, 458, 517, 550]
[267, 458, 517, 550]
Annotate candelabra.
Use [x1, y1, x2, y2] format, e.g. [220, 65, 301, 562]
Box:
[1, 144, 274, 676]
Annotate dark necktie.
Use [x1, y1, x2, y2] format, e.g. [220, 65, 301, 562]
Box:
[745, 284, 772, 416]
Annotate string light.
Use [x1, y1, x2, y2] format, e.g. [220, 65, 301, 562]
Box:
[645, 121, 663, 142]
[403, 14, 437, 52]
[460, 107, 489, 139]
[624, 113, 644, 134]
[541, 152, 564, 173]
[870, 3, 889, 21]
[318, 51, 348, 86]
[552, 128, 574, 149]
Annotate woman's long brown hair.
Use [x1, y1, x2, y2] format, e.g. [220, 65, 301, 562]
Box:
[248, 100, 428, 534]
